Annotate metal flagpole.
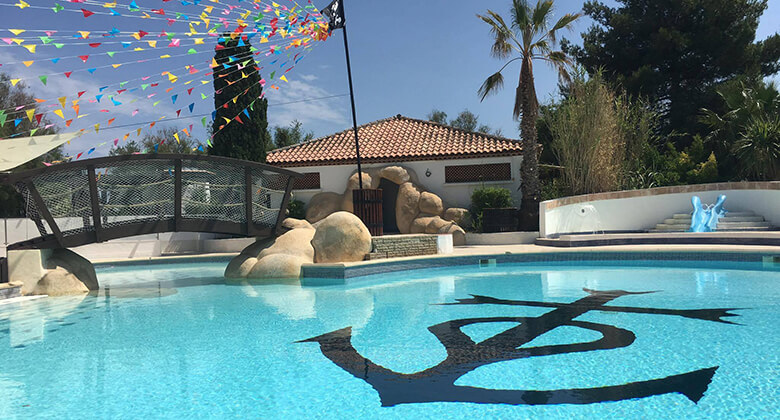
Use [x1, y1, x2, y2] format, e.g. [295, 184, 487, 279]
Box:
[323, 0, 362, 191]
[341, 22, 364, 192]
[323, 0, 366, 221]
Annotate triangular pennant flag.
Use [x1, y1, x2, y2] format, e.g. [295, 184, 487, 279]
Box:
[171, 94, 178, 104]
[81, 8, 94, 17]
[59, 96, 67, 107]
[65, 119, 73, 127]
[188, 103, 194, 112]
[38, 75, 47, 85]
[26, 109, 34, 121]
[53, 109, 65, 119]
[64, 71, 72, 78]
[173, 133, 180, 143]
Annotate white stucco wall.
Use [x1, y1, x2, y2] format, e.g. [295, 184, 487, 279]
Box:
[287, 155, 524, 211]
[540, 183, 780, 237]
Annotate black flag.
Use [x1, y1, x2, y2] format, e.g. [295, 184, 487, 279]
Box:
[322, 0, 345, 30]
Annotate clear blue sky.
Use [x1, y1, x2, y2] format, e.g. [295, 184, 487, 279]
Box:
[0, 0, 777, 159]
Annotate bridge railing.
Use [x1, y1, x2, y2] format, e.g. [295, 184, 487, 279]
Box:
[1, 154, 302, 250]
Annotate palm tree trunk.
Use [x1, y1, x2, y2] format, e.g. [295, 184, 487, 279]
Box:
[518, 57, 540, 231]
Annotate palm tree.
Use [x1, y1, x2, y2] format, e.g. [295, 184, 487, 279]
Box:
[477, 0, 580, 229]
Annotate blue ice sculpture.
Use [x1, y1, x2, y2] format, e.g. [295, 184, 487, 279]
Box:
[689, 195, 727, 232]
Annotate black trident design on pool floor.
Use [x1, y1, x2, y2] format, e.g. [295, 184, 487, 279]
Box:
[299, 288, 740, 406]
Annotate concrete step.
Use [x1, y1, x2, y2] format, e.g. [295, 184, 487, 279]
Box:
[671, 211, 755, 219]
[663, 216, 766, 224]
[651, 225, 773, 232]
[654, 221, 771, 229]
[0, 283, 22, 300]
[717, 221, 771, 229]
[649, 228, 773, 233]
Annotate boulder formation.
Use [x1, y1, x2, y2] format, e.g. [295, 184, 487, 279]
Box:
[225, 212, 372, 282]
[10, 248, 100, 296]
[304, 165, 467, 244]
[304, 191, 342, 223]
[311, 212, 372, 263]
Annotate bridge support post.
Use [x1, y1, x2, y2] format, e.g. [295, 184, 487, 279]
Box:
[87, 165, 103, 243]
[6, 248, 98, 296]
[245, 167, 255, 236]
[174, 159, 182, 230]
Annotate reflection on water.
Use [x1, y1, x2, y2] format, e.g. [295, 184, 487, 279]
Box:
[695, 271, 728, 296]
[1, 294, 90, 348]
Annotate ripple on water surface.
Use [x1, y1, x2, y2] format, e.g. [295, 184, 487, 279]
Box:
[0, 260, 778, 419]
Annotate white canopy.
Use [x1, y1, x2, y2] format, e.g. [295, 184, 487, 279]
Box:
[0, 133, 78, 172]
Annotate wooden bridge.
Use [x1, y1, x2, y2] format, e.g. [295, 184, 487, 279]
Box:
[0, 154, 302, 250]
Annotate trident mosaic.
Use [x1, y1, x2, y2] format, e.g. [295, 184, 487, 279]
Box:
[300, 288, 739, 406]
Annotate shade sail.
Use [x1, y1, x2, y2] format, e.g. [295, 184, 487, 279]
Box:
[0, 133, 77, 172]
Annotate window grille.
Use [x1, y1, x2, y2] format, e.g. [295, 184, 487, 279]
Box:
[292, 172, 321, 190]
[444, 163, 511, 183]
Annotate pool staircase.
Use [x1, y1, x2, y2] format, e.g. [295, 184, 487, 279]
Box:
[650, 211, 773, 232]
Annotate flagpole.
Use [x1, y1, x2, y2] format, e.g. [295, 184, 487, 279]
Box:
[338, 2, 364, 192]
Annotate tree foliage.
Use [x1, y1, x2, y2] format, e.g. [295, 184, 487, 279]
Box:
[700, 78, 779, 180]
[271, 120, 314, 150]
[426, 109, 502, 136]
[208, 34, 271, 162]
[565, 0, 780, 144]
[427, 109, 448, 125]
[109, 127, 204, 155]
[477, 0, 580, 229]
[0, 73, 60, 217]
[548, 70, 659, 194]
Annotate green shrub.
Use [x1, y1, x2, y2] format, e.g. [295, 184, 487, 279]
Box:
[287, 199, 306, 219]
[470, 187, 513, 232]
[541, 177, 572, 201]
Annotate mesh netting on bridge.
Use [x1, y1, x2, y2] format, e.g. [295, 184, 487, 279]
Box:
[4, 155, 300, 249]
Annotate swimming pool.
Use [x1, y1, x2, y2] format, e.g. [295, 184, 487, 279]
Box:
[1, 257, 778, 419]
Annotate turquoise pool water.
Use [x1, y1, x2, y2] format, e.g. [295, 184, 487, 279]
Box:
[1, 259, 778, 419]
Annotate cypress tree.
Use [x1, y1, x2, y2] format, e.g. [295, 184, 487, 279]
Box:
[208, 33, 271, 162]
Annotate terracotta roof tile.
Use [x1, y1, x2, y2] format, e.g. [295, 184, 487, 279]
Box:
[267, 115, 523, 167]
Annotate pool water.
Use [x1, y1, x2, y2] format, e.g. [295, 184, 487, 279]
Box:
[1, 260, 778, 419]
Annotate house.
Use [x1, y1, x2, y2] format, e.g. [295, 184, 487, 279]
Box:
[266, 115, 524, 231]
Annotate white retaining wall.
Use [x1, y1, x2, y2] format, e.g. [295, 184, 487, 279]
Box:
[540, 182, 780, 237]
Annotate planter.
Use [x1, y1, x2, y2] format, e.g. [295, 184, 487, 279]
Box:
[482, 207, 519, 233]
[353, 189, 383, 236]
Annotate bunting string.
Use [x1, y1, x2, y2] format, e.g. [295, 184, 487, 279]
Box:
[1, 0, 331, 168]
